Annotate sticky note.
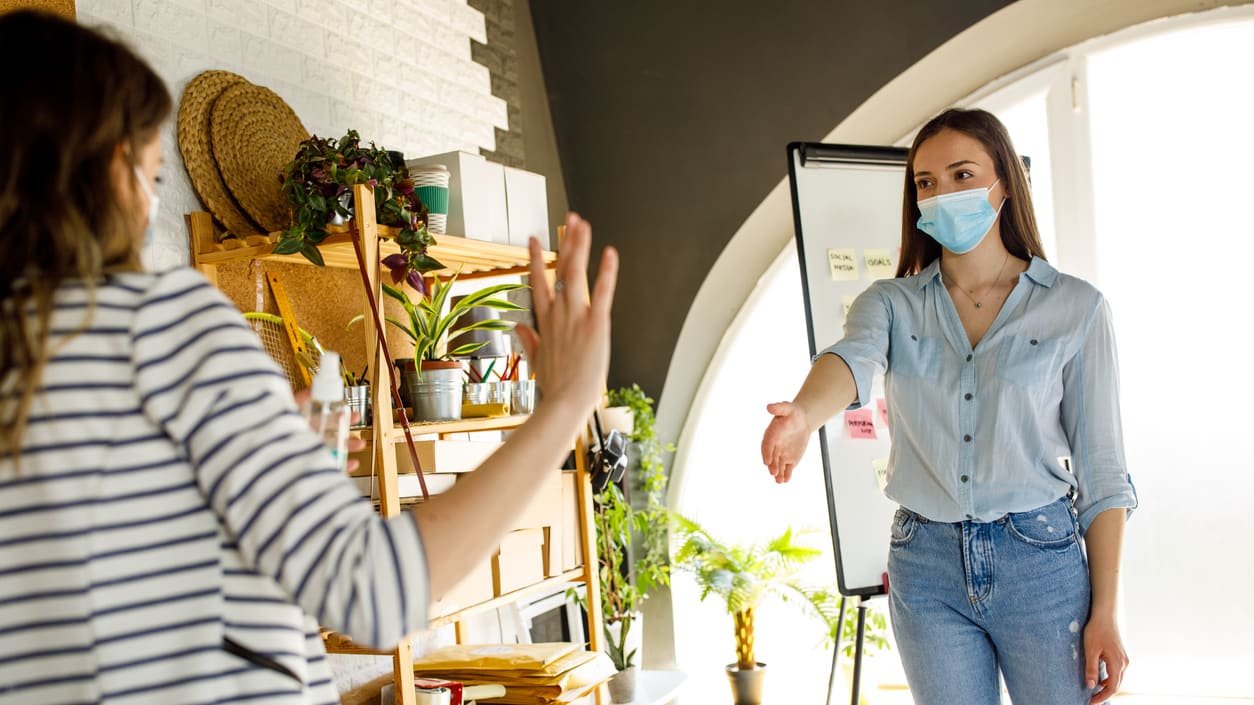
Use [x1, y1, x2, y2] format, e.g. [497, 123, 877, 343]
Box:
[876, 398, 888, 427]
[827, 248, 858, 280]
[845, 408, 876, 440]
[864, 249, 896, 279]
[872, 457, 889, 491]
[841, 295, 856, 320]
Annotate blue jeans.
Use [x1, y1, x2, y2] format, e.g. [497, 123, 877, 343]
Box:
[887, 497, 1095, 705]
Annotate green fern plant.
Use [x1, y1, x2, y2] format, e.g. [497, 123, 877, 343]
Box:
[672, 515, 829, 671]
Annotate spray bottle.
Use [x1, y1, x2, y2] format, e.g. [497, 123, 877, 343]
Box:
[303, 350, 350, 472]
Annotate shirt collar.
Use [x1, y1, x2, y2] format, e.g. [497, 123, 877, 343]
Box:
[913, 255, 1058, 289]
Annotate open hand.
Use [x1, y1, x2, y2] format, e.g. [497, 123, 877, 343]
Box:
[761, 401, 810, 483]
[514, 212, 618, 419]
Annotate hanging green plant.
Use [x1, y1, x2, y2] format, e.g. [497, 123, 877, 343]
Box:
[275, 130, 443, 291]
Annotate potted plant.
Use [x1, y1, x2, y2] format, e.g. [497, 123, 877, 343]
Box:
[373, 272, 526, 421]
[671, 516, 831, 705]
[276, 130, 442, 289]
[575, 385, 672, 703]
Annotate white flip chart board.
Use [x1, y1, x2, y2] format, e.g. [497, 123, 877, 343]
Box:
[786, 142, 907, 597]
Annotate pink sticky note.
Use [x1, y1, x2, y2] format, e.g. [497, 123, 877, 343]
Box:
[845, 408, 877, 440]
[876, 398, 889, 427]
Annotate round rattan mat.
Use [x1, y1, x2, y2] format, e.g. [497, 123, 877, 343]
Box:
[176, 70, 262, 238]
[209, 82, 309, 234]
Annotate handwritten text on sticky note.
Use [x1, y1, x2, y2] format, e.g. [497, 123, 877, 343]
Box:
[827, 249, 858, 281]
[864, 249, 896, 279]
[845, 408, 877, 440]
[872, 457, 889, 491]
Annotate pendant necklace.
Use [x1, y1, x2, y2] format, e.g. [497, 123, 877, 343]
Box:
[945, 251, 1010, 310]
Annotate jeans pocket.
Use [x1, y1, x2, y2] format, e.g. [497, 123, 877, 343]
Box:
[1006, 500, 1077, 551]
[890, 508, 919, 547]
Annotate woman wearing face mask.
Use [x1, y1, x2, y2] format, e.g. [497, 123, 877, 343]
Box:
[760, 108, 1136, 705]
[0, 11, 617, 704]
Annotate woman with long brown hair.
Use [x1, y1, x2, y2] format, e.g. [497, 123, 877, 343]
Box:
[0, 10, 617, 703]
[761, 108, 1136, 704]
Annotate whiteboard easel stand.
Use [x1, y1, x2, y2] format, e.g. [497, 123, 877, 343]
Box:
[826, 594, 880, 705]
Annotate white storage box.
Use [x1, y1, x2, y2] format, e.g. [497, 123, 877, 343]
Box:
[503, 165, 549, 249]
[405, 151, 508, 244]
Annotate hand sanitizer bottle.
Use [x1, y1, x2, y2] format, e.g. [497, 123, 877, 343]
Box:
[303, 350, 350, 472]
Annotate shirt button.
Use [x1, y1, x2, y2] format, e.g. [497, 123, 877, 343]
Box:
[961, 475, 969, 482]
[965, 354, 973, 362]
[966, 514, 974, 519]
[963, 434, 972, 442]
[1030, 339, 1039, 345]
[964, 393, 973, 401]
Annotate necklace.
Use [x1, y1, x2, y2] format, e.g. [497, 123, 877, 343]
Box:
[944, 251, 1010, 309]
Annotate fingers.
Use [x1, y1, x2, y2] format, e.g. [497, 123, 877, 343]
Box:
[766, 401, 792, 416]
[558, 213, 592, 302]
[590, 246, 618, 320]
[514, 324, 540, 365]
[1089, 655, 1127, 704]
[527, 236, 551, 323]
[1085, 650, 1100, 692]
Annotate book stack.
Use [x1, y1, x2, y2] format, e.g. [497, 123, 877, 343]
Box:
[412, 642, 616, 705]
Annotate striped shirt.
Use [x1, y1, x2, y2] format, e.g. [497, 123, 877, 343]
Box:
[0, 269, 428, 704]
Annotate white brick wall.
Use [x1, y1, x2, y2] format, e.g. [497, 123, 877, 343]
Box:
[74, 0, 510, 688]
[76, 0, 506, 272]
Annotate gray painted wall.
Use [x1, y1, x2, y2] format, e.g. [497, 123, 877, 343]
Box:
[530, 0, 1014, 399]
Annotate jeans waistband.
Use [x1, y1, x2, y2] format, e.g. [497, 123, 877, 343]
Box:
[899, 495, 1073, 526]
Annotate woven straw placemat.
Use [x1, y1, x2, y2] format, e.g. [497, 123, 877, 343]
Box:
[209, 82, 309, 234]
[177, 70, 262, 238]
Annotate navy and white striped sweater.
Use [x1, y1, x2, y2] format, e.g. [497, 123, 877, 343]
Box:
[0, 268, 428, 704]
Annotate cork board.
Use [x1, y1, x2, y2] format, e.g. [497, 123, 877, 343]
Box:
[213, 260, 416, 382]
[0, 0, 74, 17]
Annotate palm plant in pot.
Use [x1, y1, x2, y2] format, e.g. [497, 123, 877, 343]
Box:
[367, 272, 525, 421]
[671, 516, 830, 705]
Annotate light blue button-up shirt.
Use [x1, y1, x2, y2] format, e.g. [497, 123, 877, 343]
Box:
[823, 256, 1137, 532]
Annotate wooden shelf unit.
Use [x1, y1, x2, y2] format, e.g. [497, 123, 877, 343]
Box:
[186, 183, 604, 705]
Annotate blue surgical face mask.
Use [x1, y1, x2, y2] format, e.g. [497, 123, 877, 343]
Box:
[133, 166, 159, 247]
[916, 179, 1004, 254]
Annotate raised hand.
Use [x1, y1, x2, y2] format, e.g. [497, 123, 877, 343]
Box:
[514, 212, 618, 419]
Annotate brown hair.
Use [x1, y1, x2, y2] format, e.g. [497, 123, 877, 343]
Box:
[0, 10, 172, 457]
[895, 108, 1046, 277]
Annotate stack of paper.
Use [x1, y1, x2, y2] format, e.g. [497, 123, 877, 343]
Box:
[413, 643, 616, 705]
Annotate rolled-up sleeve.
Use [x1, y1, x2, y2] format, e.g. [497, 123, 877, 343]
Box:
[131, 270, 428, 648]
[816, 285, 890, 410]
[1060, 294, 1138, 532]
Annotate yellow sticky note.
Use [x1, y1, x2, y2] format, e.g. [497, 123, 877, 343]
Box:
[827, 248, 858, 280]
[864, 249, 896, 279]
[872, 457, 889, 492]
[841, 295, 856, 320]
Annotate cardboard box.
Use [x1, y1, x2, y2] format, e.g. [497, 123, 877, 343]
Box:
[561, 470, 584, 572]
[503, 165, 549, 249]
[400, 439, 502, 475]
[431, 556, 494, 617]
[405, 151, 508, 244]
[492, 528, 545, 595]
[508, 470, 563, 576]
